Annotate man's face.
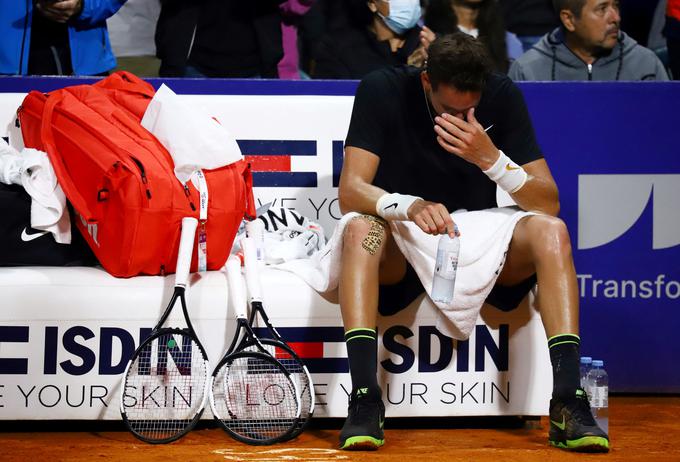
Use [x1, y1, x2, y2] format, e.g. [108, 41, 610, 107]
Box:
[428, 82, 481, 121]
[568, 0, 621, 52]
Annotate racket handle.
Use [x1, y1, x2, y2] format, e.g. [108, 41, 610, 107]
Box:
[241, 236, 264, 301]
[225, 254, 248, 320]
[175, 217, 198, 288]
[245, 219, 266, 262]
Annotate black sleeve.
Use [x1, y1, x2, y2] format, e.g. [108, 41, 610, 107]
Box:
[494, 78, 543, 166]
[344, 70, 393, 157]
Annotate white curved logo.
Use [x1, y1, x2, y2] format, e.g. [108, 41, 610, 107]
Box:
[578, 174, 680, 250]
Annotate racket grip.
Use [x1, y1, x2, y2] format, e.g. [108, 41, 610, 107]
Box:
[225, 254, 248, 319]
[175, 217, 198, 288]
[245, 219, 266, 262]
[241, 236, 264, 301]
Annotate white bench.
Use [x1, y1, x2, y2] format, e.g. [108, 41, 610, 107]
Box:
[0, 265, 550, 420]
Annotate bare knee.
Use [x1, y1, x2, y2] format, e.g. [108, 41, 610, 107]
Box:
[525, 215, 572, 260]
[343, 215, 388, 258]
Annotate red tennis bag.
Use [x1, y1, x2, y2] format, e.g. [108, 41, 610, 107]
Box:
[18, 72, 256, 277]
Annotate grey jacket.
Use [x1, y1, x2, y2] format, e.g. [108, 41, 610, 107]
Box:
[508, 28, 669, 81]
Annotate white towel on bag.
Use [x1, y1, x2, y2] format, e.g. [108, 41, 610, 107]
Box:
[273, 207, 534, 340]
[141, 84, 243, 184]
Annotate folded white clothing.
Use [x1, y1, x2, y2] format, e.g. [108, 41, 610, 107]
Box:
[273, 207, 535, 340]
[21, 149, 71, 244]
[141, 84, 243, 184]
[0, 137, 22, 185]
[232, 208, 326, 264]
[0, 139, 71, 244]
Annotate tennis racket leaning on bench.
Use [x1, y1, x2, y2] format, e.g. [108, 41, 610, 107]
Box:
[241, 235, 315, 440]
[120, 217, 210, 444]
[210, 254, 301, 445]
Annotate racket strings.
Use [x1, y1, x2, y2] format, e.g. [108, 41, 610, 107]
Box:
[122, 334, 208, 442]
[244, 342, 312, 422]
[212, 354, 299, 442]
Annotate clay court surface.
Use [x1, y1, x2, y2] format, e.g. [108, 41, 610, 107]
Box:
[1, 396, 677, 462]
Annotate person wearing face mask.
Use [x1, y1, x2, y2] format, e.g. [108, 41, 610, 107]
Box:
[312, 0, 424, 79]
[508, 0, 668, 80]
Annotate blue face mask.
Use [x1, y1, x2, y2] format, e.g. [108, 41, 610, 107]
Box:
[378, 0, 422, 35]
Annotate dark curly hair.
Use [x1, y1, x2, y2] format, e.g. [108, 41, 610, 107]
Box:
[424, 0, 510, 73]
[426, 32, 492, 92]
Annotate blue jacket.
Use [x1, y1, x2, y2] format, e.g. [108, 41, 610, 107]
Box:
[1, 0, 126, 75]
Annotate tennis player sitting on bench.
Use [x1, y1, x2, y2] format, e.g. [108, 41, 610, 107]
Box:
[336, 33, 609, 453]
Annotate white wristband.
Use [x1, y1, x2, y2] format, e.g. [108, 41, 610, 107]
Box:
[482, 150, 528, 194]
[376, 192, 421, 221]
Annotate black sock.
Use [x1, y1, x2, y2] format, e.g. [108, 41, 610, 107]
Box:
[548, 334, 581, 399]
[345, 328, 378, 393]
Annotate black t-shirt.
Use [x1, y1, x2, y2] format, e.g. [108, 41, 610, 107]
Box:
[313, 26, 422, 80]
[345, 66, 543, 213]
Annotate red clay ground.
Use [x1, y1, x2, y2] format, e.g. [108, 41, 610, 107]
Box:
[0, 396, 677, 462]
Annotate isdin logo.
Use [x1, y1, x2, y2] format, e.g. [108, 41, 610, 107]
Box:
[578, 175, 680, 250]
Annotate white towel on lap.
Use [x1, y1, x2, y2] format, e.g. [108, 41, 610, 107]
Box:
[391, 207, 534, 339]
[273, 206, 534, 340]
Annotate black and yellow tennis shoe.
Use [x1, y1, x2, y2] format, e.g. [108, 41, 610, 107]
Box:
[339, 387, 385, 450]
[549, 388, 609, 452]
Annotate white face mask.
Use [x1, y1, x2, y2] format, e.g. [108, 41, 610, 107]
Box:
[378, 0, 422, 35]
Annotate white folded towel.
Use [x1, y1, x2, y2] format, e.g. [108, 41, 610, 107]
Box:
[273, 207, 534, 340]
[141, 84, 243, 184]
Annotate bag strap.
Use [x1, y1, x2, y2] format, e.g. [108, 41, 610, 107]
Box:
[41, 92, 96, 222]
[243, 162, 256, 219]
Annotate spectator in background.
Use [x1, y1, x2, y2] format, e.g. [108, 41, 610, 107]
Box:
[108, 0, 161, 77]
[424, 0, 523, 73]
[279, 0, 315, 79]
[298, 0, 355, 76]
[509, 0, 669, 80]
[500, 0, 559, 51]
[312, 0, 423, 79]
[155, 1, 284, 78]
[666, 0, 680, 78]
[619, 0, 661, 47]
[0, 0, 126, 75]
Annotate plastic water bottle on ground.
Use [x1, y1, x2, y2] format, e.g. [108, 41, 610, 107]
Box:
[587, 360, 609, 433]
[431, 229, 460, 304]
[580, 356, 593, 388]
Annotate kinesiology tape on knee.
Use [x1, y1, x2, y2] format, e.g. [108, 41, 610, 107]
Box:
[376, 192, 421, 221]
[360, 215, 386, 256]
[482, 150, 528, 194]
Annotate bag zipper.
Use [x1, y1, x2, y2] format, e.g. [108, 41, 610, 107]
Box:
[184, 183, 196, 211]
[129, 156, 152, 200]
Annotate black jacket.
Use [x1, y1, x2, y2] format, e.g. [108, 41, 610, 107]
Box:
[313, 26, 421, 79]
[155, 0, 284, 78]
[499, 0, 558, 37]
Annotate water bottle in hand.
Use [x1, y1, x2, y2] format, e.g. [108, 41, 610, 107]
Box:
[431, 227, 460, 304]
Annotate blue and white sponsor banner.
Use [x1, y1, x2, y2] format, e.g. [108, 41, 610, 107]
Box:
[522, 82, 680, 393]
